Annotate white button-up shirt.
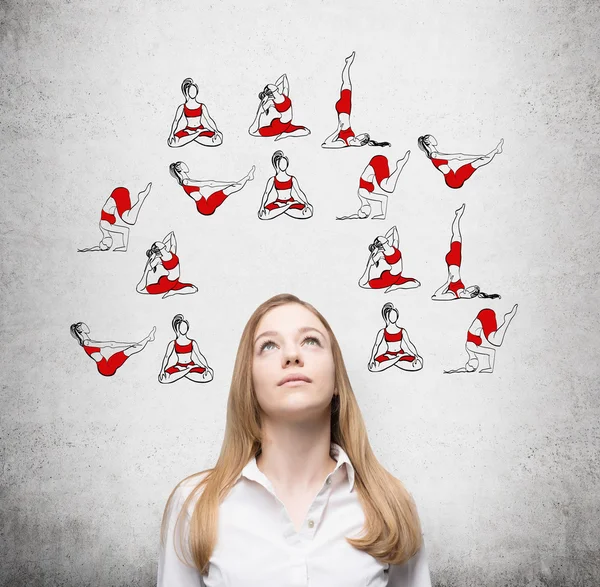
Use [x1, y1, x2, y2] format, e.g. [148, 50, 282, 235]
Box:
[157, 443, 432, 587]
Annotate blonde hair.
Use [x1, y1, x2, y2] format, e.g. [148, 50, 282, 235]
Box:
[160, 293, 423, 576]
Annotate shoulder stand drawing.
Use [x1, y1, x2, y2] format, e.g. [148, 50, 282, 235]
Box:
[358, 226, 421, 293]
[169, 161, 254, 216]
[77, 183, 152, 252]
[167, 78, 223, 148]
[158, 314, 214, 384]
[136, 231, 198, 298]
[248, 73, 310, 140]
[322, 52, 391, 149]
[257, 150, 313, 220]
[444, 304, 518, 374]
[336, 152, 410, 220]
[431, 203, 501, 301]
[367, 302, 423, 372]
[417, 134, 503, 189]
[70, 322, 155, 377]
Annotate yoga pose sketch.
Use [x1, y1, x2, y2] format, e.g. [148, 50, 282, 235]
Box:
[336, 153, 410, 220]
[359, 226, 421, 293]
[417, 135, 504, 189]
[158, 314, 214, 384]
[167, 78, 223, 148]
[248, 74, 310, 140]
[169, 161, 255, 216]
[444, 304, 518, 374]
[77, 183, 152, 252]
[257, 150, 313, 220]
[368, 302, 423, 372]
[70, 322, 155, 377]
[136, 231, 198, 298]
[322, 52, 391, 149]
[432, 203, 501, 301]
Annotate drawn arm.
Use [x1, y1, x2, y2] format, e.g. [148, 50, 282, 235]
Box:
[275, 73, 289, 95]
[200, 105, 220, 135]
[168, 104, 185, 140]
[159, 341, 176, 375]
[368, 329, 385, 365]
[191, 341, 210, 370]
[291, 178, 310, 205]
[400, 329, 420, 359]
[258, 177, 275, 217]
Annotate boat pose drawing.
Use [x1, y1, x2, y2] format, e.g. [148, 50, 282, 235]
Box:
[444, 304, 518, 374]
[368, 302, 423, 372]
[359, 226, 421, 293]
[158, 314, 214, 384]
[336, 153, 410, 220]
[258, 150, 313, 220]
[248, 74, 310, 140]
[136, 231, 198, 298]
[432, 203, 501, 301]
[70, 322, 155, 377]
[167, 78, 223, 148]
[169, 161, 255, 216]
[322, 52, 391, 149]
[417, 134, 504, 189]
[77, 183, 152, 252]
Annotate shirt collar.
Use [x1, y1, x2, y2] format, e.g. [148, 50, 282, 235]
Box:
[237, 442, 355, 493]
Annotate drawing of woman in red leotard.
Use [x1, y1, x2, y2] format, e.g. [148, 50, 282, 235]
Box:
[169, 161, 255, 216]
[417, 135, 504, 189]
[158, 314, 214, 384]
[248, 74, 310, 141]
[136, 231, 198, 298]
[167, 78, 223, 148]
[368, 302, 423, 372]
[336, 152, 410, 220]
[322, 52, 391, 150]
[359, 226, 421, 293]
[444, 304, 518, 374]
[431, 203, 501, 301]
[258, 150, 313, 220]
[70, 322, 155, 377]
[77, 182, 152, 252]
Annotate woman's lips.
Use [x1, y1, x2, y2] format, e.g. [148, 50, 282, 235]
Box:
[278, 374, 312, 386]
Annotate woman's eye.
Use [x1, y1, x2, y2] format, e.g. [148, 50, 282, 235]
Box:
[259, 340, 276, 352]
[303, 336, 321, 346]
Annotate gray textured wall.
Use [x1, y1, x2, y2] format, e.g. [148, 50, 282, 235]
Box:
[1, 0, 599, 586]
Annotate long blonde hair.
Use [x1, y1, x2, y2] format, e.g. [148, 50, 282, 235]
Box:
[160, 293, 424, 576]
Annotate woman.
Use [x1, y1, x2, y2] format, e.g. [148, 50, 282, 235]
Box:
[77, 183, 152, 252]
[157, 293, 432, 586]
[359, 226, 421, 293]
[136, 231, 198, 298]
[417, 135, 503, 189]
[257, 150, 313, 220]
[158, 314, 214, 384]
[322, 52, 391, 149]
[169, 161, 255, 216]
[70, 322, 155, 377]
[336, 153, 410, 220]
[444, 304, 518, 374]
[248, 74, 310, 140]
[431, 203, 501, 301]
[368, 302, 423, 372]
[167, 78, 223, 148]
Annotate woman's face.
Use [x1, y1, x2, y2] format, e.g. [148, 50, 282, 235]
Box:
[188, 84, 198, 99]
[252, 303, 336, 423]
[388, 308, 398, 323]
[178, 320, 189, 335]
[278, 157, 289, 171]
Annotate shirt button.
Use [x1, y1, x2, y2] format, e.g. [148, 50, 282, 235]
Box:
[326, 478, 331, 485]
[307, 519, 314, 528]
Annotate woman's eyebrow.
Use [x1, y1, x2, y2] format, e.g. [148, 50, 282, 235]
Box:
[254, 326, 325, 345]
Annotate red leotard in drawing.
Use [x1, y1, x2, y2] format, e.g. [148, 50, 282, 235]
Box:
[145, 254, 195, 295]
[335, 89, 355, 145]
[367, 246, 418, 289]
[445, 240, 465, 298]
[82, 342, 129, 377]
[374, 328, 416, 363]
[359, 156, 390, 193]
[466, 308, 498, 347]
[182, 183, 229, 216]
[431, 157, 477, 189]
[175, 103, 216, 139]
[165, 339, 206, 374]
[265, 176, 305, 211]
[258, 94, 307, 137]
[100, 187, 132, 225]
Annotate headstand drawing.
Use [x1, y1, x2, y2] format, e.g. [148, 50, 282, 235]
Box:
[136, 231, 198, 298]
[257, 150, 313, 220]
[417, 134, 504, 189]
[322, 52, 391, 149]
[432, 203, 501, 301]
[336, 153, 410, 220]
[70, 322, 155, 377]
[444, 304, 518, 374]
[77, 183, 152, 252]
[158, 314, 214, 384]
[248, 74, 310, 140]
[169, 161, 255, 216]
[359, 226, 421, 293]
[167, 78, 223, 148]
[368, 302, 423, 372]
